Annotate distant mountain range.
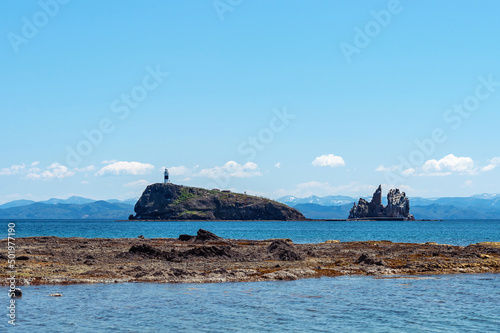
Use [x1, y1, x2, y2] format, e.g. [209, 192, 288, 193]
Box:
[277, 194, 500, 220]
[0, 196, 137, 220]
[1, 193, 499, 220]
[277, 195, 359, 206]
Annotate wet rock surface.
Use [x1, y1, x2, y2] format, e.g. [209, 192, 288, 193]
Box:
[178, 229, 226, 243]
[356, 253, 386, 266]
[1, 231, 499, 285]
[267, 239, 303, 261]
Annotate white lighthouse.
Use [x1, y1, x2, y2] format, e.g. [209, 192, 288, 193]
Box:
[164, 168, 170, 184]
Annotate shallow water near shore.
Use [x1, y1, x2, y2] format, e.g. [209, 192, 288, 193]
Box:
[5, 219, 500, 331]
[8, 274, 500, 332]
[7, 219, 500, 245]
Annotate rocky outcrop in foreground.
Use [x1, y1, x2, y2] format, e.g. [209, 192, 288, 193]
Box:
[3, 231, 499, 285]
[132, 183, 306, 221]
[349, 185, 415, 220]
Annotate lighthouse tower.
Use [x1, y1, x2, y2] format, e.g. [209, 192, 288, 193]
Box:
[164, 168, 170, 184]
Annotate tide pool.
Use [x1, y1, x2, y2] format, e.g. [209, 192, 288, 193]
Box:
[7, 274, 500, 332]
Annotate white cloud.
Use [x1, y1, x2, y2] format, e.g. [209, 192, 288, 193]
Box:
[96, 161, 155, 176]
[0, 164, 26, 176]
[81, 180, 89, 184]
[31, 161, 40, 167]
[196, 161, 261, 179]
[28, 165, 41, 174]
[481, 157, 500, 172]
[418, 171, 452, 177]
[75, 165, 95, 172]
[312, 154, 345, 168]
[159, 165, 200, 182]
[123, 179, 150, 187]
[377, 155, 500, 177]
[402, 168, 416, 176]
[375, 165, 398, 172]
[462, 180, 473, 188]
[26, 162, 75, 180]
[421, 154, 475, 175]
[102, 160, 118, 164]
[482, 164, 496, 172]
[168, 166, 190, 176]
[274, 162, 281, 169]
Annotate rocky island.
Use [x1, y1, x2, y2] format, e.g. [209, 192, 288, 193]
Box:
[349, 185, 415, 221]
[131, 183, 306, 221]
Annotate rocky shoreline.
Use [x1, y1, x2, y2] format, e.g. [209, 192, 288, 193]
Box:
[2, 230, 499, 286]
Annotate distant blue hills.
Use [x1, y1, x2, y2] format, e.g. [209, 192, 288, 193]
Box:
[0, 196, 138, 209]
[0, 196, 137, 219]
[277, 194, 500, 220]
[0, 193, 499, 220]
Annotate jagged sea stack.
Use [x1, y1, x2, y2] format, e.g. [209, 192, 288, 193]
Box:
[348, 185, 415, 221]
[132, 183, 306, 221]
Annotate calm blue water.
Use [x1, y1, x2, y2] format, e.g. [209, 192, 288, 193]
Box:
[4, 219, 500, 245]
[4, 219, 499, 332]
[6, 275, 500, 332]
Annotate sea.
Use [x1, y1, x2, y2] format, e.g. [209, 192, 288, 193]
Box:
[4, 219, 500, 332]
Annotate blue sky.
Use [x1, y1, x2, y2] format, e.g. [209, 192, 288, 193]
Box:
[1, 0, 499, 203]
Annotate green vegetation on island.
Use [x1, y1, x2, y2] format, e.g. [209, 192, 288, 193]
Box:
[131, 183, 305, 221]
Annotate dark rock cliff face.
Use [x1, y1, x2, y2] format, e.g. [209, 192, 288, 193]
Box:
[348, 185, 415, 220]
[133, 183, 306, 221]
